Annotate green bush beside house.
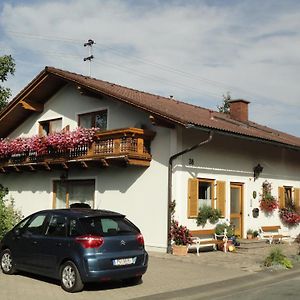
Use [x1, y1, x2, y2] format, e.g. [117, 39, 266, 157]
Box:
[0, 184, 22, 240]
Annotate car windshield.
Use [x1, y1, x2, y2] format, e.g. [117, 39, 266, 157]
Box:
[78, 216, 138, 236]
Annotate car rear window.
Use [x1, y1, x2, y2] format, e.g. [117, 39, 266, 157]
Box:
[77, 217, 139, 236]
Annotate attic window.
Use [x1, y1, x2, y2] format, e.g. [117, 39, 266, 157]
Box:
[78, 110, 107, 130]
[39, 118, 62, 136]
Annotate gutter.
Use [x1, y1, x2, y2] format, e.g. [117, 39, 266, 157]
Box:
[167, 130, 213, 253]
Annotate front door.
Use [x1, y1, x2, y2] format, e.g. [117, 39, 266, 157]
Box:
[230, 183, 243, 238]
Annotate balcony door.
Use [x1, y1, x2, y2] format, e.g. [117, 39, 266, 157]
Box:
[230, 183, 244, 238]
[53, 179, 95, 208]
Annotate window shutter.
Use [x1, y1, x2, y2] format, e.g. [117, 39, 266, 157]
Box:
[216, 181, 226, 217]
[278, 187, 285, 208]
[294, 188, 300, 209]
[188, 178, 198, 218]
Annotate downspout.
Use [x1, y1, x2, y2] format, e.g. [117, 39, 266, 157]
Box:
[167, 130, 213, 253]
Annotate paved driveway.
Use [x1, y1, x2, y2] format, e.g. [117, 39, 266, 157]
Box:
[0, 253, 242, 300]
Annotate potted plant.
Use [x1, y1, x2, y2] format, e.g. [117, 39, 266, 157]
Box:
[215, 222, 234, 238]
[169, 219, 192, 256]
[253, 230, 259, 239]
[247, 229, 254, 239]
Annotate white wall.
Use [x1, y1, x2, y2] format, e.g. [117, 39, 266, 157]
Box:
[173, 128, 300, 238]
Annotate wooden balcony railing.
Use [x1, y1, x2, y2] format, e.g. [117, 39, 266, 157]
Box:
[0, 128, 155, 173]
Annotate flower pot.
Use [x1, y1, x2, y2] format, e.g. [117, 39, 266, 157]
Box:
[172, 245, 188, 256]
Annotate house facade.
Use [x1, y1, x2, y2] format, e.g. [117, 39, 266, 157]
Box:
[0, 67, 300, 252]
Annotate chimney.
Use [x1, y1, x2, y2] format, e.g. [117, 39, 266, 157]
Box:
[229, 99, 250, 122]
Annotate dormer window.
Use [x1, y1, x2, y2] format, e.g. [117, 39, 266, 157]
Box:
[78, 110, 107, 130]
[39, 118, 62, 136]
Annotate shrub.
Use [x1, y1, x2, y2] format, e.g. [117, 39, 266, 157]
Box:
[264, 248, 293, 269]
[0, 184, 23, 240]
[196, 205, 221, 227]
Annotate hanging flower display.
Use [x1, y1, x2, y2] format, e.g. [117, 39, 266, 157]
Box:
[259, 181, 279, 213]
[279, 208, 300, 226]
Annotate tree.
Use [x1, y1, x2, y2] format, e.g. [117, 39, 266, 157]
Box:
[0, 55, 16, 111]
[0, 184, 22, 240]
[217, 92, 231, 114]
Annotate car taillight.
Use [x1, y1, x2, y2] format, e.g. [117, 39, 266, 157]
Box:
[136, 233, 144, 246]
[75, 235, 104, 249]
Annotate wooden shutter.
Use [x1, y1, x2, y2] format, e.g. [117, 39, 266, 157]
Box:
[188, 178, 198, 218]
[278, 187, 285, 209]
[294, 188, 300, 210]
[216, 181, 226, 217]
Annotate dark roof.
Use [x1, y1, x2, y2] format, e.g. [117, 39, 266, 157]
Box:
[1, 66, 300, 150]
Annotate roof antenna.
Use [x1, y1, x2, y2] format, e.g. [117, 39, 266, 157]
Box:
[83, 39, 95, 77]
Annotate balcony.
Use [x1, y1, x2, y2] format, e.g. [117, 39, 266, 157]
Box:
[0, 128, 155, 173]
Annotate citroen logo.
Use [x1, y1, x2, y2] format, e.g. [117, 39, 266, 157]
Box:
[120, 240, 126, 246]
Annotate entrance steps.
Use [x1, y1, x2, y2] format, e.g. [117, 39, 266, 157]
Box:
[236, 239, 269, 251]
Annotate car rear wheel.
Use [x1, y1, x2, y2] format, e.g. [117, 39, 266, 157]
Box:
[60, 261, 84, 293]
[0, 249, 16, 275]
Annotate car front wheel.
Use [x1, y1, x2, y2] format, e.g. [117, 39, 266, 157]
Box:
[60, 261, 84, 293]
[0, 249, 16, 275]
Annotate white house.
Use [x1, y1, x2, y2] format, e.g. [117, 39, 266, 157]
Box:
[0, 66, 300, 252]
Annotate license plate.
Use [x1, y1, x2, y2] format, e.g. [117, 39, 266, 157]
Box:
[113, 257, 137, 266]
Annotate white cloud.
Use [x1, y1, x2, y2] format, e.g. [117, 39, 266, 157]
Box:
[0, 0, 299, 136]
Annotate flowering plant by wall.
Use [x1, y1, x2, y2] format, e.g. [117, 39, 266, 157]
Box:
[169, 219, 192, 246]
[279, 208, 300, 226]
[259, 181, 279, 213]
[0, 128, 98, 159]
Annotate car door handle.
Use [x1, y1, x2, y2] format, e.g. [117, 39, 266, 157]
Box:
[56, 242, 62, 247]
[32, 241, 38, 245]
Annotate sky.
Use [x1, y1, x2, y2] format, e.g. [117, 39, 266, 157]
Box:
[0, 0, 300, 136]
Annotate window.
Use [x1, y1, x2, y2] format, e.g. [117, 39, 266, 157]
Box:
[188, 179, 226, 218]
[278, 186, 300, 209]
[78, 217, 138, 236]
[78, 110, 107, 130]
[53, 179, 95, 208]
[25, 214, 47, 235]
[39, 118, 62, 136]
[46, 215, 67, 237]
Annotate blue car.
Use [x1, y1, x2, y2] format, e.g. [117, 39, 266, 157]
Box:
[0, 208, 148, 292]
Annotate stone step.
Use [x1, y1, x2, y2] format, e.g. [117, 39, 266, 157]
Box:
[236, 239, 270, 250]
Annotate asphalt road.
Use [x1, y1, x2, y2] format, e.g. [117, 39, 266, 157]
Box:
[133, 267, 300, 300]
[217, 275, 300, 300]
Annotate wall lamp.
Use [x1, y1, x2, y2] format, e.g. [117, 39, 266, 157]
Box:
[253, 164, 263, 181]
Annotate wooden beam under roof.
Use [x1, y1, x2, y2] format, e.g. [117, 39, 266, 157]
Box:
[27, 165, 36, 171]
[61, 162, 68, 169]
[13, 165, 20, 172]
[42, 162, 51, 171]
[80, 161, 88, 168]
[100, 159, 109, 167]
[19, 100, 44, 112]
